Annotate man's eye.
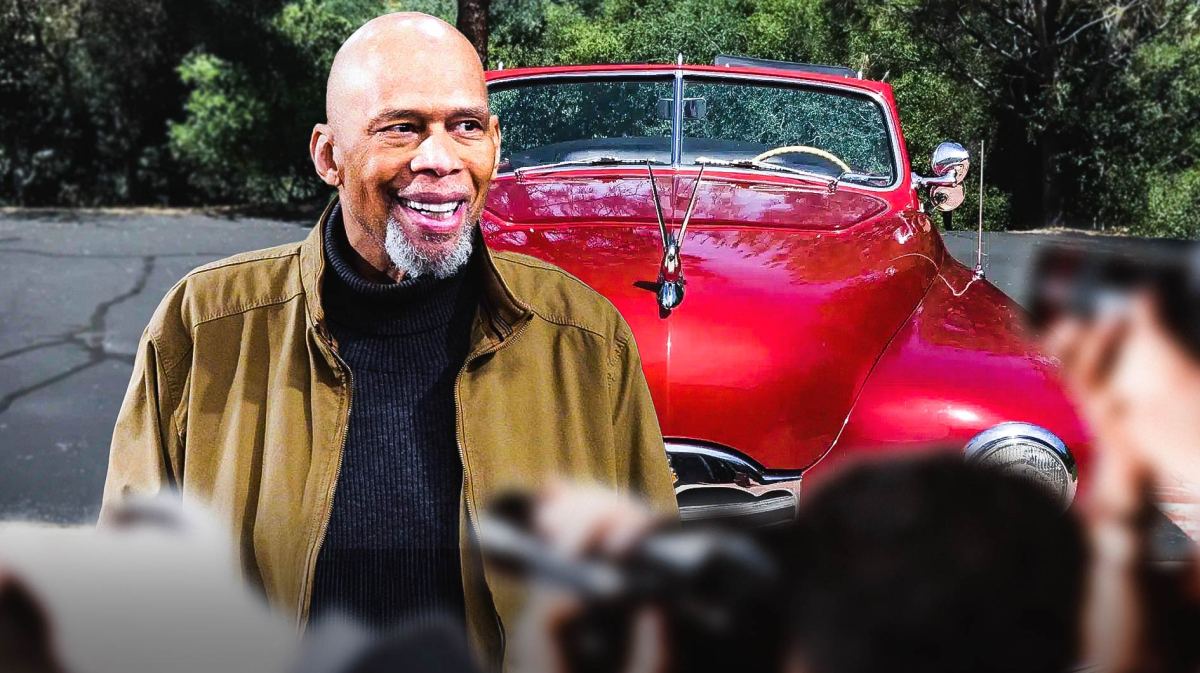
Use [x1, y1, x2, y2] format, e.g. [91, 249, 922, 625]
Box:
[456, 120, 484, 133]
[383, 123, 415, 134]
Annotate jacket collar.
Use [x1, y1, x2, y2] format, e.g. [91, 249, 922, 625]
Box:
[299, 198, 532, 355]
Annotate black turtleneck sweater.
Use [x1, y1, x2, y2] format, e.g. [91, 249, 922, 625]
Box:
[309, 207, 479, 630]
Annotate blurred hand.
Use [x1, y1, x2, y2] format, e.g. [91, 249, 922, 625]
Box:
[532, 481, 659, 559]
[507, 482, 669, 673]
[1046, 296, 1200, 673]
[1046, 294, 1200, 502]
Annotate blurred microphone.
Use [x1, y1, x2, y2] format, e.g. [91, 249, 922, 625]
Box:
[477, 493, 783, 673]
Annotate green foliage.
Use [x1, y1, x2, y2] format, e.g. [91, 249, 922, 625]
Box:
[1082, 18, 1200, 236]
[1, 0, 1197, 238]
[162, 0, 453, 204]
[0, 0, 188, 205]
[168, 54, 271, 199]
[1140, 168, 1200, 238]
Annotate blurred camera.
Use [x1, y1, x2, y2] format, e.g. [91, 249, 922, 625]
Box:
[1029, 238, 1200, 357]
[476, 493, 785, 673]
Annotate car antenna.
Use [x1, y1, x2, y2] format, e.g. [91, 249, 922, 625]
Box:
[973, 139, 986, 280]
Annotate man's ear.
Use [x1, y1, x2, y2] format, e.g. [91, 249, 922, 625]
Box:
[310, 123, 341, 187]
[490, 114, 502, 178]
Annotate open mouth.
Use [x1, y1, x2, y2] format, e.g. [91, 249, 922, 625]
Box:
[398, 197, 463, 218]
[393, 195, 468, 235]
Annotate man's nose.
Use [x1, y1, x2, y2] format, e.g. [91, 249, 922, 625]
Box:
[410, 128, 464, 176]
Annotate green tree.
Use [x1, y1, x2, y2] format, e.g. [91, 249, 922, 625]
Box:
[0, 0, 190, 205]
[1083, 12, 1200, 236]
[889, 0, 1198, 229]
[1, 0, 1195, 236]
[489, 0, 1004, 228]
[166, 0, 452, 204]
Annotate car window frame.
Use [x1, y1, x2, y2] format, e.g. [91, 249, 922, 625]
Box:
[487, 69, 904, 193]
[679, 73, 900, 189]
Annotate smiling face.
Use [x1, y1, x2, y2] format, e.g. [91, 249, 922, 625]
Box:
[311, 14, 499, 280]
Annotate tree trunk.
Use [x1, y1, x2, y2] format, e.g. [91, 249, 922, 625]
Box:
[456, 0, 490, 66]
[1040, 133, 1064, 228]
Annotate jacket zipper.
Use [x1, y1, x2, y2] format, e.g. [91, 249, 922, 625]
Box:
[455, 313, 533, 654]
[299, 331, 354, 623]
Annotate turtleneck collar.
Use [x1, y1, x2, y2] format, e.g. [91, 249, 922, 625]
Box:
[321, 203, 479, 336]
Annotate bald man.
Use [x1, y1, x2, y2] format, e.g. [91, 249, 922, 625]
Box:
[100, 12, 675, 665]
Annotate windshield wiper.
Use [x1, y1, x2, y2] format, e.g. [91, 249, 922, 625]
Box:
[695, 157, 892, 193]
[513, 156, 669, 178]
[694, 156, 841, 192]
[837, 172, 891, 187]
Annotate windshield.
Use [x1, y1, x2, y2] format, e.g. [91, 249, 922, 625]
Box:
[681, 77, 894, 182]
[489, 76, 673, 171]
[489, 73, 896, 185]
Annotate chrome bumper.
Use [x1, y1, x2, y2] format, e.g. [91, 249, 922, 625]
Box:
[666, 441, 803, 526]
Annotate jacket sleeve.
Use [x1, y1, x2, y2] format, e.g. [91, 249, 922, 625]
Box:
[608, 325, 678, 515]
[98, 321, 188, 525]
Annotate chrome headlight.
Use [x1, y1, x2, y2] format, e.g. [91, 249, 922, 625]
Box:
[964, 422, 1077, 506]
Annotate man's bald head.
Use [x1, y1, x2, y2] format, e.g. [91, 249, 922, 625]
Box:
[309, 12, 500, 282]
[325, 12, 486, 134]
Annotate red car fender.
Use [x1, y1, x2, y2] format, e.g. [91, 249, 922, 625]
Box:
[805, 256, 1093, 494]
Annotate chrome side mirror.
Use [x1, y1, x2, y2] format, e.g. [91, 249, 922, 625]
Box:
[914, 141, 970, 212]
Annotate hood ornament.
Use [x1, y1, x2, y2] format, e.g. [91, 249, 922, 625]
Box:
[648, 162, 705, 313]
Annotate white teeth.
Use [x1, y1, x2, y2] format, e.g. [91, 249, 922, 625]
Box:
[399, 197, 461, 214]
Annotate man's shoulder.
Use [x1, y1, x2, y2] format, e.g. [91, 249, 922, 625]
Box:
[188, 241, 303, 278]
[153, 240, 307, 334]
[489, 250, 632, 343]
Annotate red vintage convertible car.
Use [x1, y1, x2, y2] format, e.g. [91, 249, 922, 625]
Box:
[481, 56, 1087, 523]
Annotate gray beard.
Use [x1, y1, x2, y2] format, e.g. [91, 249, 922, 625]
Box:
[383, 215, 475, 279]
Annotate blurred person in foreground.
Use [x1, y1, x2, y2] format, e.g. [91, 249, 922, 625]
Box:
[0, 498, 296, 673]
[0, 569, 64, 673]
[0, 495, 488, 673]
[1047, 293, 1200, 673]
[99, 11, 675, 665]
[505, 456, 1085, 673]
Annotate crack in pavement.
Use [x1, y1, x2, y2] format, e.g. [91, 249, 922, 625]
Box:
[0, 359, 106, 416]
[0, 339, 71, 363]
[0, 255, 157, 415]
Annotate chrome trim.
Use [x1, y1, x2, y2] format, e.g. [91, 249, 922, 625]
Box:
[671, 62, 685, 164]
[931, 141, 970, 181]
[675, 489, 798, 522]
[666, 440, 803, 523]
[487, 69, 904, 193]
[963, 422, 1078, 504]
[912, 173, 960, 188]
[914, 141, 971, 212]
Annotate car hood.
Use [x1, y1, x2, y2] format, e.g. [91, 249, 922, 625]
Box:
[483, 174, 940, 469]
[487, 172, 891, 230]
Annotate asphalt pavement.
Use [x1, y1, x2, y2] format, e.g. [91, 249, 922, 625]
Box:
[0, 212, 1115, 523]
[0, 211, 306, 522]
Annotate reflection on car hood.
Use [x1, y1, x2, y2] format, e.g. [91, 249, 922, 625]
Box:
[482, 173, 940, 470]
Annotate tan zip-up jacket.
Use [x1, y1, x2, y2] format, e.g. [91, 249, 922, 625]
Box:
[100, 201, 677, 665]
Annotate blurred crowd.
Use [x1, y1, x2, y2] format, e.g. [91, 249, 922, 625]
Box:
[4, 243, 1200, 673]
